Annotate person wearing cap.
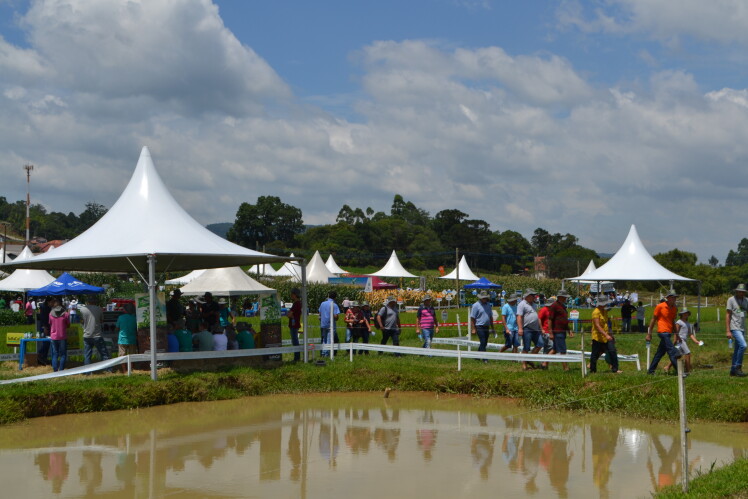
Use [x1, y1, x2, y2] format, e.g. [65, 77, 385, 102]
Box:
[218, 298, 235, 330]
[664, 308, 701, 375]
[646, 290, 679, 375]
[346, 301, 371, 354]
[470, 291, 494, 360]
[549, 290, 574, 371]
[166, 289, 185, 327]
[500, 294, 520, 353]
[319, 291, 341, 357]
[517, 289, 543, 370]
[287, 288, 302, 361]
[377, 296, 402, 355]
[200, 292, 220, 329]
[211, 323, 228, 351]
[416, 295, 439, 349]
[726, 284, 748, 377]
[590, 297, 622, 374]
[621, 299, 636, 333]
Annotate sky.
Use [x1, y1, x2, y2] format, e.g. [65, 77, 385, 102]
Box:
[1, 0, 748, 264]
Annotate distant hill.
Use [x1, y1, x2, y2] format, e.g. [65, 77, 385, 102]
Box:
[206, 223, 232, 239]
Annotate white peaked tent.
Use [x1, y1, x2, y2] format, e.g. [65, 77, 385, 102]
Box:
[440, 255, 480, 281]
[275, 253, 302, 279]
[0, 246, 56, 292]
[179, 267, 275, 296]
[248, 263, 278, 277]
[567, 225, 695, 283]
[325, 254, 348, 275]
[165, 269, 206, 285]
[304, 251, 336, 284]
[370, 250, 417, 278]
[0, 147, 293, 380]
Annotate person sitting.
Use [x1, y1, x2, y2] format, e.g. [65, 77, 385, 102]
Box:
[166, 325, 180, 353]
[236, 322, 255, 349]
[225, 324, 238, 350]
[212, 324, 228, 351]
[195, 323, 214, 352]
[173, 318, 193, 352]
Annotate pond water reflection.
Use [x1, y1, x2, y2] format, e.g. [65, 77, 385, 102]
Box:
[1, 392, 747, 498]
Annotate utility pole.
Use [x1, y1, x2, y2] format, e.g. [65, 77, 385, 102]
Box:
[24, 164, 34, 247]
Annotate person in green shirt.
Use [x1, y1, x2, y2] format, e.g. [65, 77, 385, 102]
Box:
[236, 322, 255, 349]
[173, 318, 193, 352]
[195, 324, 214, 352]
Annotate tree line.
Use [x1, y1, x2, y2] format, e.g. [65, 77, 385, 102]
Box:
[0, 197, 108, 243]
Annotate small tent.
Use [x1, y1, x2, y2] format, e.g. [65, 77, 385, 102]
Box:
[440, 256, 480, 281]
[325, 254, 348, 275]
[165, 269, 206, 285]
[0, 247, 56, 292]
[248, 263, 278, 277]
[275, 253, 302, 279]
[304, 251, 336, 284]
[369, 250, 417, 278]
[464, 277, 502, 289]
[27, 272, 105, 296]
[179, 267, 275, 296]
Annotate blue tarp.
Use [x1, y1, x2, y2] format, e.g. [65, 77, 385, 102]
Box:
[27, 272, 105, 296]
[463, 276, 502, 289]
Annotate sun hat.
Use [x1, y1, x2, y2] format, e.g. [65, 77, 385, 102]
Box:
[679, 308, 691, 316]
[735, 284, 747, 293]
[170, 289, 182, 296]
[506, 293, 519, 302]
[423, 294, 432, 301]
[386, 296, 397, 304]
[218, 298, 227, 305]
[361, 301, 370, 307]
[596, 297, 611, 307]
[524, 288, 537, 297]
[477, 290, 490, 300]
[556, 290, 571, 298]
[665, 289, 678, 298]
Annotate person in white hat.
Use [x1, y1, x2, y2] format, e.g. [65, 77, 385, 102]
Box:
[517, 289, 544, 370]
[646, 289, 679, 375]
[377, 296, 402, 355]
[727, 284, 748, 377]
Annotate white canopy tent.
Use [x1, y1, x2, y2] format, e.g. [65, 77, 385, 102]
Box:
[0, 147, 299, 379]
[303, 251, 337, 284]
[325, 254, 348, 275]
[165, 269, 206, 285]
[369, 250, 417, 278]
[179, 267, 275, 296]
[0, 246, 56, 292]
[440, 255, 480, 281]
[567, 226, 695, 283]
[275, 253, 302, 279]
[248, 263, 278, 277]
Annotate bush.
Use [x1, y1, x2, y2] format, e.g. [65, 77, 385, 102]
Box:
[0, 310, 24, 326]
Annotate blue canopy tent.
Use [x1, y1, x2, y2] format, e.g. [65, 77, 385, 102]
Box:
[463, 277, 502, 289]
[27, 272, 105, 296]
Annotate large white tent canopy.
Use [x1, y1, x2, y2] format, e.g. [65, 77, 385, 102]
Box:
[325, 254, 348, 275]
[302, 251, 336, 284]
[248, 263, 278, 277]
[369, 250, 417, 278]
[179, 267, 275, 296]
[0, 147, 294, 379]
[440, 255, 480, 281]
[165, 269, 206, 285]
[0, 246, 56, 292]
[567, 225, 695, 282]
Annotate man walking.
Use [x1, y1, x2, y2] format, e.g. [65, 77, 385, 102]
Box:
[517, 289, 542, 370]
[621, 299, 635, 333]
[377, 296, 401, 355]
[727, 284, 748, 377]
[646, 290, 679, 375]
[470, 291, 494, 361]
[500, 294, 520, 353]
[79, 296, 111, 368]
[549, 290, 574, 371]
[590, 297, 621, 374]
[319, 291, 340, 357]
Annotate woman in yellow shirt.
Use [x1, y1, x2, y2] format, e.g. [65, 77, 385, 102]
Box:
[590, 297, 622, 374]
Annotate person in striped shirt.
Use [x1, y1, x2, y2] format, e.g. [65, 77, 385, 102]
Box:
[416, 295, 440, 348]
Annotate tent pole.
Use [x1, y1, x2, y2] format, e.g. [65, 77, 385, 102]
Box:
[697, 281, 702, 332]
[148, 254, 158, 381]
[301, 259, 308, 363]
[455, 248, 459, 309]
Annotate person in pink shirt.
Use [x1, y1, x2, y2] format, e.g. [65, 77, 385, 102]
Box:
[48, 299, 70, 372]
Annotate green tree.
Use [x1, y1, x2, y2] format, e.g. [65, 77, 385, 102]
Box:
[227, 196, 304, 249]
[726, 239, 748, 267]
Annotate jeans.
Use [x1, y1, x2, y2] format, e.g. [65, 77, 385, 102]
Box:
[648, 332, 678, 373]
[289, 327, 300, 361]
[636, 319, 645, 332]
[622, 318, 631, 332]
[553, 332, 568, 354]
[37, 331, 50, 364]
[351, 327, 370, 354]
[321, 327, 339, 357]
[50, 339, 67, 372]
[731, 329, 747, 371]
[380, 328, 401, 356]
[84, 337, 110, 365]
[504, 330, 519, 348]
[590, 339, 618, 372]
[521, 328, 542, 352]
[475, 325, 489, 352]
[421, 328, 434, 348]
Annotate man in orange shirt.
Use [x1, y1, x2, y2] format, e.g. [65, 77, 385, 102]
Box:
[646, 290, 679, 375]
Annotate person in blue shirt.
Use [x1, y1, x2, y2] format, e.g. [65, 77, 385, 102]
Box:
[500, 294, 520, 353]
[470, 291, 495, 361]
[318, 291, 340, 357]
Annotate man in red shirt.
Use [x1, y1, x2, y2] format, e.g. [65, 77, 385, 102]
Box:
[549, 290, 574, 371]
[646, 290, 679, 374]
[538, 299, 553, 368]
